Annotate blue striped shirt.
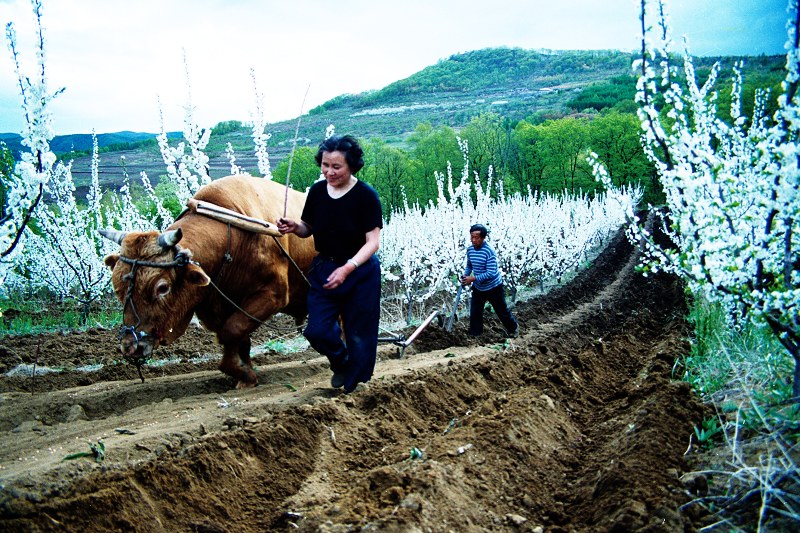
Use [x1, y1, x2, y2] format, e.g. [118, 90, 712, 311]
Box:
[464, 242, 502, 291]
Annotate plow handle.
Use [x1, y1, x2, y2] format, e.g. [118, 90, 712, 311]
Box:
[446, 284, 464, 332]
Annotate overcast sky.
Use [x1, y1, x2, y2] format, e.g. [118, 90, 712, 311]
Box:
[0, 0, 790, 135]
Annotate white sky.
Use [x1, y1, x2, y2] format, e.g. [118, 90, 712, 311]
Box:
[0, 0, 790, 135]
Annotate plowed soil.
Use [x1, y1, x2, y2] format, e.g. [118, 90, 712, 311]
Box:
[0, 228, 708, 532]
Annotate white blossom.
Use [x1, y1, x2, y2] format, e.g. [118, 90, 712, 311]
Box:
[250, 68, 272, 178]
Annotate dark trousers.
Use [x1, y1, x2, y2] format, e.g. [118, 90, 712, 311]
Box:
[469, 283, 517, 336]
[303, 255, 381, 391]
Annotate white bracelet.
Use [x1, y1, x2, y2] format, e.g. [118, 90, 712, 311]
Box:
[347, 258, 360, 269]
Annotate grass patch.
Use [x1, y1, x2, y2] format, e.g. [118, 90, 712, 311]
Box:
[680, 294, 800, 529]
[257, 336, 310, 355]
[0, 298, 121, 336]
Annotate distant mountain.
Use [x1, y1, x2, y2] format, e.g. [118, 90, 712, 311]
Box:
[300, 48, 635, 141]
[265, 47, 784, 147]
[311, 47, 634, 114]
[0, 131, 179, 159]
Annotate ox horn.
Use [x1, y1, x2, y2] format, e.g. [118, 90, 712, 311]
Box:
[99, 228, 128, 244]
[157, 228, 183, 249]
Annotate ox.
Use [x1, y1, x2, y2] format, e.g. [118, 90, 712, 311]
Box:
[100, 174, 316, 387]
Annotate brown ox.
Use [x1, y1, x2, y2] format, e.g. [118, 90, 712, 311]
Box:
[101, 175, 315, 387]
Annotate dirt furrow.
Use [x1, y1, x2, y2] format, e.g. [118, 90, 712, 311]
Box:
[0, 228, 706, 531]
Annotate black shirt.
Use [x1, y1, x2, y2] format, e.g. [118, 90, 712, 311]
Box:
[301, 179, 383, 261]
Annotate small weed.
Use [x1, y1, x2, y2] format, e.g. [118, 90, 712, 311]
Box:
[62, 440, 105, 462]
[693, 417, 722, 449]
[259, 337, 309, 355]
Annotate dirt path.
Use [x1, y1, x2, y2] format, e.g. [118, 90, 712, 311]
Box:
[0, 229, 707, 532]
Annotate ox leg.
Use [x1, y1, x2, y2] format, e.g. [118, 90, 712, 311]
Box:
[219, 336, 258, 389]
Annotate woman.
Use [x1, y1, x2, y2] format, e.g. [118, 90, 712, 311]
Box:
[277, 135, 383, 393]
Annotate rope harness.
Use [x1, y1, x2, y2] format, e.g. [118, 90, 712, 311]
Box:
[114, 223, 310, 382]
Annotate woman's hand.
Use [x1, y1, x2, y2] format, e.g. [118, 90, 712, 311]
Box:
[278, 217, 311, 237]
[277, 217, 296, 235]
[323, 262, 357, 289]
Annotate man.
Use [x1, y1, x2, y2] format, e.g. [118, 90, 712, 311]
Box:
[461, 223, 518, 338]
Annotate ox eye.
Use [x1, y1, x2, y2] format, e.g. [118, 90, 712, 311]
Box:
[154, 280, 171, 299]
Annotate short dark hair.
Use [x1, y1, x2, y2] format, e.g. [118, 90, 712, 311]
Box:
[315, 134, 365, 174]
[470, 224, 488, 237]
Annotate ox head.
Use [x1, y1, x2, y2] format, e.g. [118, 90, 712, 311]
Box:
[100, 228, 211, 362]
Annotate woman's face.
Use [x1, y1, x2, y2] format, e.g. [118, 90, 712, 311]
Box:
[320, 150, 352, 188]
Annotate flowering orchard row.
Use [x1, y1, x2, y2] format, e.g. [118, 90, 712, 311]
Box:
[380, 141, 640, 321]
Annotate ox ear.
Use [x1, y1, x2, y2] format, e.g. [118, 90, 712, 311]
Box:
[158, 228, 183, 249]
[104, 254, 120, 269]
[185, 262, 210, 287]
[99, 228, 128, 244]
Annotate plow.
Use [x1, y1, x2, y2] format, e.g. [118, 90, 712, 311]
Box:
[377, 309, 445, 358]
[377, 283, 464, 357]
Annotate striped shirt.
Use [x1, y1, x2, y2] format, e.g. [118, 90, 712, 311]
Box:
[464, 242, 502, 291]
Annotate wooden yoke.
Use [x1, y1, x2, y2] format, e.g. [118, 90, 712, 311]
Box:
[186, 199, 282, 237]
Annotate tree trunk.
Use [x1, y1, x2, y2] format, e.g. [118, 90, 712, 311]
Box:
[766, 316, 800, 403]
[794, 354, 800, 404]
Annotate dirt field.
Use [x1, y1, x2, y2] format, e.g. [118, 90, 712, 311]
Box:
[0, 229, 711, 532]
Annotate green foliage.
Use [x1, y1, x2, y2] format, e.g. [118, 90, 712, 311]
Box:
[309, 93, 362, 115]
[511, 120, 548, 193]
[271, 146, 320, 192]
[680, 294, 798, 439]
[693, 417, 723, 449]
[133, 180, 183, 222]
[406, 123, 462, 202]
[567, 75, 637, 112]
[0, 297, 121, 336]
[360, 139, 412, 216]
[697, 56, 785, 125]
[588, 111, 661, 204]
[211, 120, 245, 136]
[535, 116, 594, 194]
[461, 112, 514, 186]
[258, 337, 308, 355]
[62, 440, 105, 462]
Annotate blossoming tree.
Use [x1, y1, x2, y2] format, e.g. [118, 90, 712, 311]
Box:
[631, 0, 800, 400]
[21, 135, 119, 314]
[0, 0, 61, 285]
